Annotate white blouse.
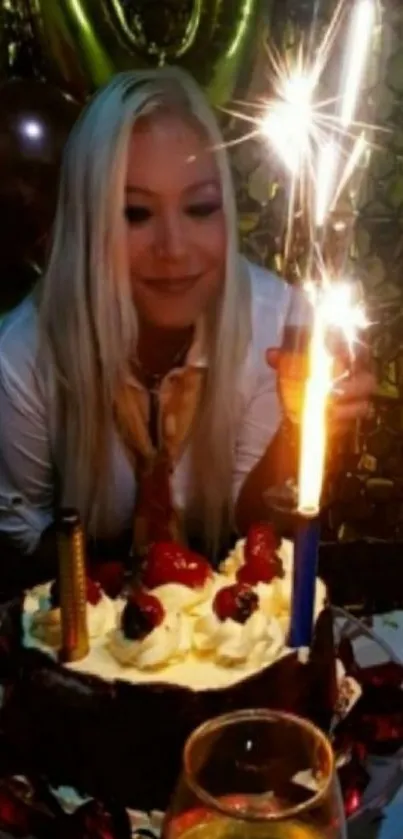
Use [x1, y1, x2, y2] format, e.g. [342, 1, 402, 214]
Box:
[0, 261, 294, 553]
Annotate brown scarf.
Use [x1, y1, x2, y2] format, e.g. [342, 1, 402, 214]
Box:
[114, 367, 206, 557]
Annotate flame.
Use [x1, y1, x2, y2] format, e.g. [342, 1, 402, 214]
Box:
[298, 281, 369, 516]
[298, 295, 333, 516]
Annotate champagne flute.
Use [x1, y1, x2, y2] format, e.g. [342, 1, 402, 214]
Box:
[163, 709, 346, 839]
[277, 281, 364, 426]
[276, 283, 312, 426]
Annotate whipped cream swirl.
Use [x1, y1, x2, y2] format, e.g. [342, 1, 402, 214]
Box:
[151, 579, 213, 615]
[27, 583, 117, 649]
[193, 607, 284, 668]
[108, 612, 191, 670]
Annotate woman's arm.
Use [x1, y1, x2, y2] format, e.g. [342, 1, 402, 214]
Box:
[0, 335, 54, 557]
[0, 310, 133, 595]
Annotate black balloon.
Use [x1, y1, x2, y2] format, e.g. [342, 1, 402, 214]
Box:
[0, 78, 81, 312]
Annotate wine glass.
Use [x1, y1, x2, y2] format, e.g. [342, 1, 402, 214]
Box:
[163, 709, 346, 839]
[276, 282, 360, 424]
[277, 283, 312, 425]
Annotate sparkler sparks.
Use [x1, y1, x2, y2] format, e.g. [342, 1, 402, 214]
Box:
[225, 1, 378, 513]
[249, 0, 379, 644]
[257, 0, 377, 513]
[226, 0, 381, 270]
[259, 67, 316, 176]
[339, 0, 377, 129]
[315, 281, 370, 351]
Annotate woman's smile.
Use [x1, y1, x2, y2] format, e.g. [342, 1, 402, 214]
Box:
[140, 274, 203, 295]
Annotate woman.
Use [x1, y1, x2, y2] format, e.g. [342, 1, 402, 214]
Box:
[0, 66, 374, 575]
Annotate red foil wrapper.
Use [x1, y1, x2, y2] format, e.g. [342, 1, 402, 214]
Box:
[337, 746, 370, 818]
[0, 778, 131, 839]
[336, 639, 403, 754]
[62, 801, 130, 839]
[0, 786, 31, 835]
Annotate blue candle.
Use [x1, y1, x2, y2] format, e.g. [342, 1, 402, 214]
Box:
[289, 513, 320, 648]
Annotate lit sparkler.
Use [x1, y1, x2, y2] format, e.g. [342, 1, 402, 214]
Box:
[262, 0, 379, 647]
[227, 0, 381, 268]
[289, 275, 370, 648]
[257, 0, 377, 513]
[298, 293, 332, 516]
[298, 280, 370, 517]
[299, 0, 376, 509]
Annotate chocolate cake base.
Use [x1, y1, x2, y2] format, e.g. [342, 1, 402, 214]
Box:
[0, 598, 336, 811]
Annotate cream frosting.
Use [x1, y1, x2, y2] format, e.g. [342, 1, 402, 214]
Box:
[193, 609, 284, 667]
[108, 611, 191, 670]
[23, 538, 327, 692]
[150, 579, 213, 614]
[25, 583, 117, 649]
[104, 537, 298, 673]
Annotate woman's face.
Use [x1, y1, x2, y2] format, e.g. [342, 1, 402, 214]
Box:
[125, 112, 226, 329]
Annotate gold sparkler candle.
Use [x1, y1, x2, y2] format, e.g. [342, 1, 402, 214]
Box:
[57, 508, 89, 663]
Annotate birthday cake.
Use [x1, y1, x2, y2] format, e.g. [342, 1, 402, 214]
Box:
[0, 525, 336, 810]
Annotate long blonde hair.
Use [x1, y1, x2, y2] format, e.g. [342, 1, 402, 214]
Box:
[38, 66, 251, 554]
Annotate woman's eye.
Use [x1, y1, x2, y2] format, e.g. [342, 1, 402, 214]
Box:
[124, 206, 152, 224]
[186, 202, 222, 218]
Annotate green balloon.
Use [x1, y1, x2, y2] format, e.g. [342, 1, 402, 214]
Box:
[28, 0, 261, 105]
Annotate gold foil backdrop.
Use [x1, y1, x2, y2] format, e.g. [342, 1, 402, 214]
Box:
[2, 0, 403, 540]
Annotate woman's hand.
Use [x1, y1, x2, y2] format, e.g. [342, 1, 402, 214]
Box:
[266, 348, 377, 430]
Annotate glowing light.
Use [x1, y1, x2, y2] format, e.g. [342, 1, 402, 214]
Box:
[260, 72, 316, 174]
[298, 296, 333, 516]
[297, 280, 369, 515]
[319, 281, 370, 351]
[340, 0, 376, 128]
[21, 119, 43, 140]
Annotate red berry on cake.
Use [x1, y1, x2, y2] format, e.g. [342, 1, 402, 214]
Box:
[236, 554, 284, 585]
[86, 578, 102, 606]
[121, 591, 165, 641]
[142, 542, 212, 590]
[213, 583, 259, 625]
[245, 523, 279, 561]
[239, 523, 284, 584]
